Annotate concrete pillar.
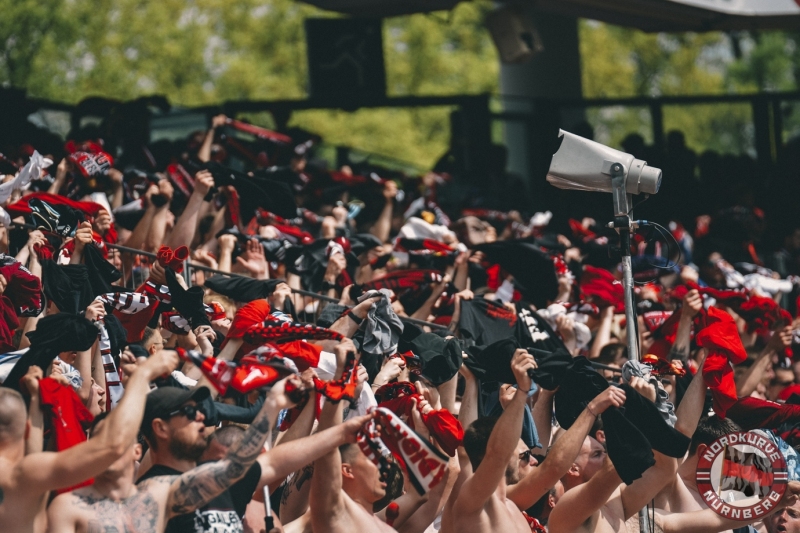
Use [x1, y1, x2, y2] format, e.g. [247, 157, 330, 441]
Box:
[498, 9, 583, 210]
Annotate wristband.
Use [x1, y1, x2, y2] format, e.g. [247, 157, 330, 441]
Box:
[346, 310, 364, 325]
[321, 280, 336, 292]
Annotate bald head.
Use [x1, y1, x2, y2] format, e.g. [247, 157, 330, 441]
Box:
[0, 389, 27, 444]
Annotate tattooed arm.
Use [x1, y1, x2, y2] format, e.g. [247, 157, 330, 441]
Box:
[165, 376, 299, 519]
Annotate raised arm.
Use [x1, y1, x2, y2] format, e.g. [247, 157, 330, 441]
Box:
[309, 339, 357, 532]
[549, 457, 623, 533]
[589, 306, 615, 359]
[670, 290, 702, 363]
[674, 350, 708, 439]
[165, 170, 213, 249]
[258, 411, 369, 489]
[508, 387, 626, 510]
[531, 388, 554, 455]
[20, 367, 45, 454]
[453, 349, 536, 515]
[18, 350, 179, 494]
[144, 181, 173, 252]
[369, 180, 396, 243]
[166, 375, 298, 518]
[620, 450, 679, 520]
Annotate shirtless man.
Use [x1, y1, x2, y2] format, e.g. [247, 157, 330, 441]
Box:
[0, 349, 178, 533]
[47, 375, 371, 533]
[308, 338, 395, 533]
[440, 348, 537, 533]
[506, 387, 626, 512]
[457, 360, 626, 517]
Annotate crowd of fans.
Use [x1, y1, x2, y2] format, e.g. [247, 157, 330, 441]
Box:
[1, 111, 800, 533]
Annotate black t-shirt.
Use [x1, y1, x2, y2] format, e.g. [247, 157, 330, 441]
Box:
[458, 298, 566, 353]
[137, 462, 261, 533]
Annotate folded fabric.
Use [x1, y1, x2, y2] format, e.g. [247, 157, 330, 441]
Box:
[536, 303, 592, 351]
[243, 321, 343, 345]
[165, 269, 211, 329]
[0, 151, 48, 204]
[621, 360, 677, 426]
[177, 349, 236, 395]
[727, 397, 800, 448]
[0, 256, 43, 317]
[225, 301, 330, 368]
[397, 216, 455, 242]
[157, 245, 189, 273]
[2, 314, 99, 392]
[734, 295, 793, 336]
[95, 319, 123, 410]
[580, 265, 625, 312]
[205, 275, 285, 302]
[232, 355, 297, 395]
[398, 324, 462, 385]
[463, 338, 520, 384]
[5, 191, 107, 220]
[0, 257, 43, 352]
[0, 295, 20, 352]
[316, 303, 348, 328]
[474, 240, 559, 308]
[83, 244, 121, 297]
[375, 383, 464, 457]
[360, 270, 444, 295]
[111, 281, 165, 343]
[554, 357, 690, 484]
[40, 261, 94, 314]
[39, 376, 94, 494]
[358, 289, 403, 356]
[695, 307, 747, 417]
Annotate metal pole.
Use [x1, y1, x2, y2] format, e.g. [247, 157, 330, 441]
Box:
[619, 228, 639, 363]
[609, 163, 649, 533]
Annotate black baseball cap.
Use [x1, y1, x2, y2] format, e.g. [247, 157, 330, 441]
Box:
[140, 386, 211, 437]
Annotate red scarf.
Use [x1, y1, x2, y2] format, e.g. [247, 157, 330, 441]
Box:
[695, 307, 747, 417]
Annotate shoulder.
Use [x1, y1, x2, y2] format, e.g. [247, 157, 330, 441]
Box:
[601, 488, 625, 521]
[50, 490, 82, 508]
[138, 474, 178, 495]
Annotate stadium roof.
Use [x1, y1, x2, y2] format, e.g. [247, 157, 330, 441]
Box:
[299, 0, 800, 30]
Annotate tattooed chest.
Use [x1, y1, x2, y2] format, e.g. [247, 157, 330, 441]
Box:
[77, 493, 160, 533]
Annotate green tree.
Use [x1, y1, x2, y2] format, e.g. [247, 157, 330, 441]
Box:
[8, 0, 497, 168]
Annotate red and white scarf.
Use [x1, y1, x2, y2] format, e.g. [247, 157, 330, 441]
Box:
[358, 407, 448, 496]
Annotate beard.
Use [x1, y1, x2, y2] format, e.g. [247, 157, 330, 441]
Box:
[505, 463, 521, 486]
[169, 433, 207, 461]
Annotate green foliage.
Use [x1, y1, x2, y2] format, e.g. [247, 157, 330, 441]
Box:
[579, 21, 800, 157]
[3, 0, 497, 168]
[5, 1, 800, 167]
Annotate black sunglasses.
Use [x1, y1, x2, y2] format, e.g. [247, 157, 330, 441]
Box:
[519, 450, 533, 463]
[167, 404, 203, 421]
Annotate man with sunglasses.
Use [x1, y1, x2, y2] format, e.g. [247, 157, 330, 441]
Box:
[505, 387, 625, 515]
[48, 378, 372, 533]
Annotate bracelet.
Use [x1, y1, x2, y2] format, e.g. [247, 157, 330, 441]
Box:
[587, 405, 598, 418]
